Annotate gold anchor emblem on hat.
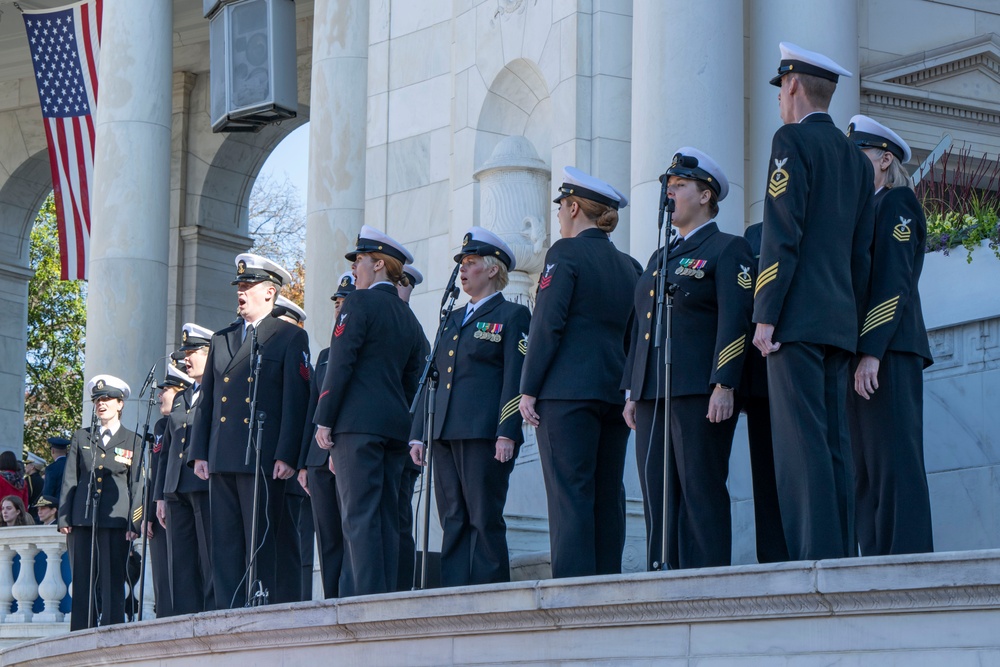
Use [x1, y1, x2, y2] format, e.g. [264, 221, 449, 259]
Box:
[237, 260, 246, 274]
[340, 278, 349, 287]
[463, 233, 471, 246]
[182, 330, 189, 343]
[96, 380, 105, 389]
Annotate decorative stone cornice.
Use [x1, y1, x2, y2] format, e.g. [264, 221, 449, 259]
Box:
[7, 550, 1000, 666]
[861, 34, 1000, 124]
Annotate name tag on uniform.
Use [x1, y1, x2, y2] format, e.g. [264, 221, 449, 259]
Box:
[114, 447, 134, 465]
[474, 322, 503, 343]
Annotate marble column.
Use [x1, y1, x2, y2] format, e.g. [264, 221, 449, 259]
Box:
[747, 0, 860, 225]
[304, 0, 370, 352]
[629, 1, 745, 261]
[83, 0, 172, 424]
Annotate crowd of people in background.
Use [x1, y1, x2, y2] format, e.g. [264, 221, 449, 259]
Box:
[3, 39, 937, 632]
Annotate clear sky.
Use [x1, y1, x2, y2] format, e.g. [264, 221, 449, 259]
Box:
[257, 122, 310, 209]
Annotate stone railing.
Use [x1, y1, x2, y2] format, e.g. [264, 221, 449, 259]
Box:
[0, 526, 69, 625]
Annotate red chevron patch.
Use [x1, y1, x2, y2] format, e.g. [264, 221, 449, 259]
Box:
[334, 312, 349, 337]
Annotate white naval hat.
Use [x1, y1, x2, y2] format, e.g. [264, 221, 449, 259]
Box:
[273, 295, 307, 324]
[847, 114, 912, 163]
[179, 322, 214, 351]
[158, 364, 194, 391]
[232, 253, 293, 287]
[402, 264, 424, 287]
[345, 224, 414, 264]
[769, 41, 852, 87]
[332, 271, 356, 300]
[87, 374, 131, 401]
[664, 147, 730, 202]
[553, 166, 629, 210]
[455, 226, 516, 271]
[24, 451, 46, 467]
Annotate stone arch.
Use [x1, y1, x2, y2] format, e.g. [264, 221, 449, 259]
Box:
[0, 148, 54, 270]
[197, 105, 311, 236]
[0, 147, 55, 452]
[475, 59, 552, 174]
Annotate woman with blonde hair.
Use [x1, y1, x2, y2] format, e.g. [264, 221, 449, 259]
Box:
[409, 227, 530, 586]
[519, 167, 642, 578]
[847, 115, 934, 555]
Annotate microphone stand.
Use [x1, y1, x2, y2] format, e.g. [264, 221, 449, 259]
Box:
[244, 326, 268, 606]
[408, 261, 461, 589]
[131, 374, 159, 621]
[653, 174, 679, 572]
[83, 402, 100, 628]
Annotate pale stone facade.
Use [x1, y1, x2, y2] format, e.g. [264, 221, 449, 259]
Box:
[0, 0, 996, 574]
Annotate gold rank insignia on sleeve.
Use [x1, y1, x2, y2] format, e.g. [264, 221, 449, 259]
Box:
[737, 265, 752, 290]
[767, 158, 790, 199]
[133, 506, 143, 523]
[499, 395, 522, 424]
[717, 334, 746, 370]
[861, 295, 900, 336]
[893, 216, 912, 242]
[518, 333, 528, 356]
[755, 261, 778, 297]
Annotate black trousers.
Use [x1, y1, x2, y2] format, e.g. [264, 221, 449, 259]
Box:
[67, 526, 129, 631]
[274, 492, 305, 603]
[396, 462, 420, 592]
[148, 521, 172, 617]
[636, 396, 738, 570]
[535, 399, 629, 578]
[848, 351, 933, 555]
[307, 462, 343, 599]
[743, 395, 789, 564]
[330, 432, 406, 596]
[208, 471, 286, 608]
[768, 342, 854, 560]
[164, 490, 214, 615]
[433, 438, 515, 587]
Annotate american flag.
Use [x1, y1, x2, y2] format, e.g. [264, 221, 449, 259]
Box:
[22, 1, 103, 281]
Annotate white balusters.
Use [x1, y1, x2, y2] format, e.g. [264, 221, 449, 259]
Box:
[7, 542, 39, 622]
[34, 535, 67, 623]
[0, 544, 14, 620]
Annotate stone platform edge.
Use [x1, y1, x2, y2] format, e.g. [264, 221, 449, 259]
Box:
[4, 549, 999, 666]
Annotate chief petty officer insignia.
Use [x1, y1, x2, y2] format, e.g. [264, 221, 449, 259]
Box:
[96, 379, 106, 391]
[539, 263, 557, 290]
[676, 258, 707, 278]
[768, 157, 790, 199]
[474, 322, 503, 343]
[334, 312, 349, 337]
[894, 216, 912, 242]
[518, 332, 528, 356]
[237, 259, 247, 275]
[462, 232, 471, 246]
[114, 447, 134, 465]
[737, 264, 752, 290]
[339, 276, 351, 289]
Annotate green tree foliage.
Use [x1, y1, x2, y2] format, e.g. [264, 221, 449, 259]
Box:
[23, 194, 87, 461]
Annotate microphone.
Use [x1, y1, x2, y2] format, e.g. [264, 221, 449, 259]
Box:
[138, 355, 172, 399]
[440, 261, 461, 309]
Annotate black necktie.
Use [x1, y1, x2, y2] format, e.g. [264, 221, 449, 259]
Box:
[243, 323, 254, 345]
[669, 235, 682, 251]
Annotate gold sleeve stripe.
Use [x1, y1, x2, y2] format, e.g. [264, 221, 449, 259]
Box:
[717, 335, 747, 370]
[133, 507, 143, 522]
[499, 395, 523, 424]
[754, 262, 778, 297]
[860, 296, 900, 336]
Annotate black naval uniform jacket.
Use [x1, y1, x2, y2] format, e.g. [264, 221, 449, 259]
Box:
[520, 228, 642, 402]
[753, 113, 875, 351]
[154, 385, 209, 500]
[856, 187, 933, 367]
[298, 347, 328, 469]
[740, 223, 768, 398]
[189, 315, 311, 474]
[410, 294, 531, 444]
[58, 425, 142, 532]
[623, 223, 755, 400]
[314, 283, 426, 440]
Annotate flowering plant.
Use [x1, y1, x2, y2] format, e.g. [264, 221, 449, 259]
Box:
[917, 145, 1000, 262]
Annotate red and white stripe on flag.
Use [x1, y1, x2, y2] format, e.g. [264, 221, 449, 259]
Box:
[22, 0, 103, 281]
